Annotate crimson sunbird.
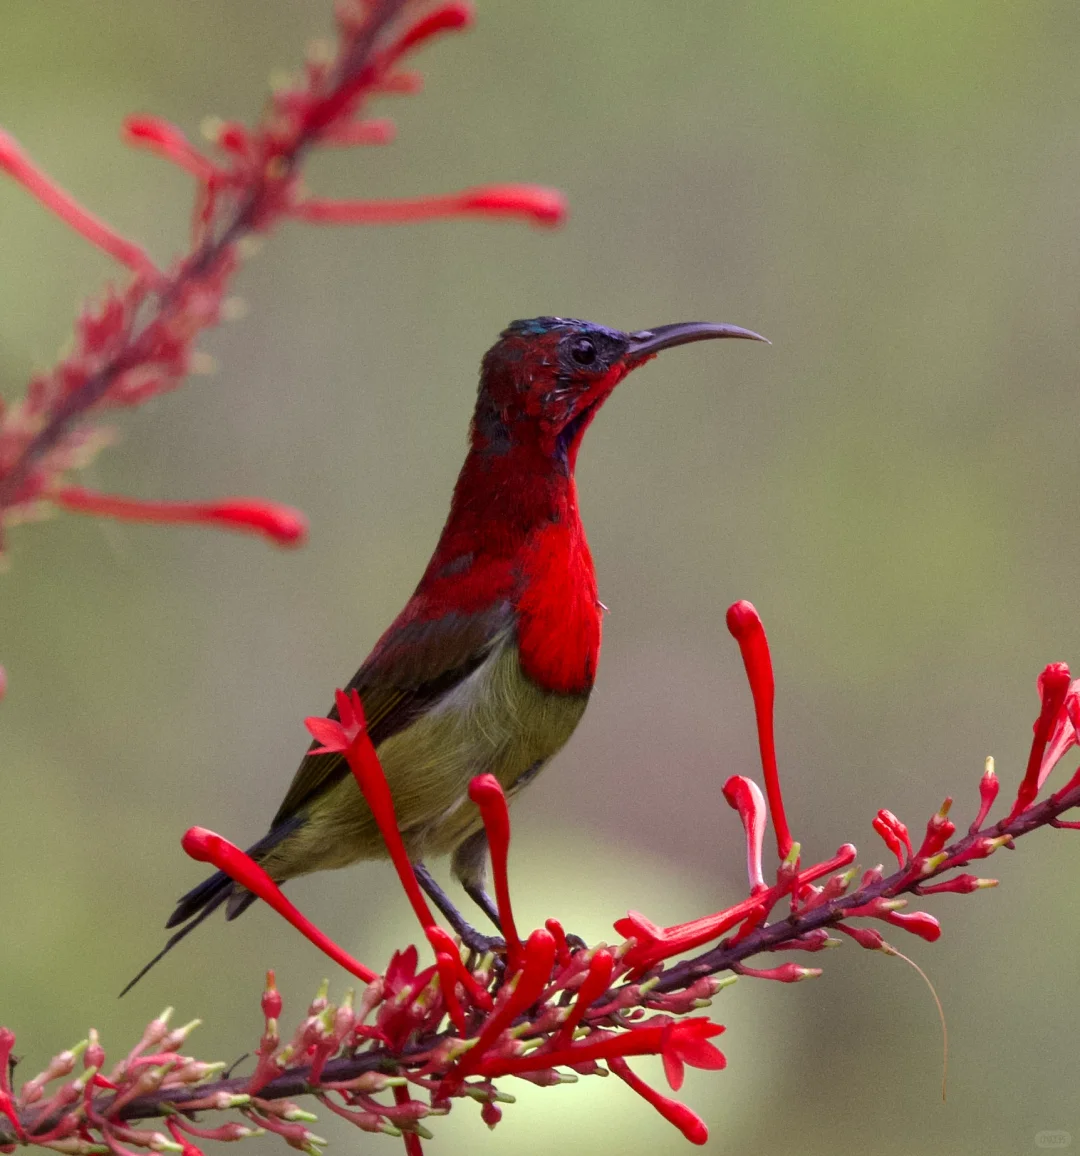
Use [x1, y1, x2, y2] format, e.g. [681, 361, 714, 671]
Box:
[125, 316, 767, 992]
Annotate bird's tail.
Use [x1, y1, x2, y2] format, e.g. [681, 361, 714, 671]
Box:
[120, 818, 301, 997]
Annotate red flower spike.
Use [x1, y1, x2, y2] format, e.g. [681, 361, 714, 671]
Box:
[970, 758, 1000, 832]
[290, 184, 567, 229]
[434, 952, 468, 1036]
[122, 116, 218, 182]
[722, 775, 767, 893]
[0, 129, 159, 278]
[467, 775, 523, 965]
[1009, 662, 1072, 821]
[52, 486, 308, 548]
[556, 950, 614, 1046]
[725, 600, 793, 859]
[180, 826, 377, 983]
[608, 1057, 709, 1146]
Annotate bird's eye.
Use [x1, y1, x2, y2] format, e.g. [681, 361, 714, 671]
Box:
[569, 337, 598, 365]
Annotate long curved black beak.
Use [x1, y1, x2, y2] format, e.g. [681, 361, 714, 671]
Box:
[626, 321, 769, 358]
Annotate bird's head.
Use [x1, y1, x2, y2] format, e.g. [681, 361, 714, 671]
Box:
[472, 316, 768, 469]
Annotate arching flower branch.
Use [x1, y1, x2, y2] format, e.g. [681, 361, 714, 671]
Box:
[5, 599, 1080, 1153]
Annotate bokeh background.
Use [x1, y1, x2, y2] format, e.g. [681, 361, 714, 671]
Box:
[3, 2, 1080, 1153]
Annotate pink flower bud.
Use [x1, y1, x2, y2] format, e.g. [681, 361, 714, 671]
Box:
[481, 1101, 502, 1129]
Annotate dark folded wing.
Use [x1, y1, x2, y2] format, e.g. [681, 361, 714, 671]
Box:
[270, 599, 514, 829]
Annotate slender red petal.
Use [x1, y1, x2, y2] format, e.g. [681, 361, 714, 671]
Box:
[180, 827, 377, 982]
[722, 776, 767, 892]
[53, 486, 307, 548]
[608, 1058, 709, 1146]
[467, 774, 522, 964]
[0, 129, 158, 278]
[304, 716, 347, 751]
[291, 184, 567, 228]
[725, 600, 793, 858]
[338, 692, 436, 933]
[1009, 663, 1071, 820]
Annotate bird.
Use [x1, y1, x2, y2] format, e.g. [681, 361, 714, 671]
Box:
[124, 315, 767, 993]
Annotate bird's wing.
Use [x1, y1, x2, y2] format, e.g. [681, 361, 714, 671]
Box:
[270, 597, 515, 829]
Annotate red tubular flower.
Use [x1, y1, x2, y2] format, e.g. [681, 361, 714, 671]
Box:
[0, 130, 159, 278]
[445, 928, 556, 1090]
[1009, 662, 1072, 821]
[545, 918, 571, 967]
[734, 962, 820, 983]
[434, 952, 468, 1036]
[615, 895, 765, 973]
[608, 1058, 708, 1146]
[722, 776, 767, 893]
[915, 800, 956, 859]
[795, 843, 857, 889]
[122, 116, 218, 182]
[879, 910, 941, 942]
[385, 2, 474, 61]
[555, 950, 614, 1046]
[467, 774, 522, 964]
[52, 487, 307, 548]
[918, 874, 996, 895]
[306, 690, 437, 934]
[725, 600, 793, 859]
[872, 809, 911, 867]
[290, 184, 567, 228]
[836, 923, 886, 949]
[180, 826, 378, 983]
[970, 758, 1000, 832]
[1039, 680, 1080, 789]
[425, 926, 492, 1010]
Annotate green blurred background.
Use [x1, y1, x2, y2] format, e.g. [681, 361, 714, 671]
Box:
[3, 2, 1080, 1152]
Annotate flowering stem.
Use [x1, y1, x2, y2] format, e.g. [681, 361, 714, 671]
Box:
[0, 0, 407, 514]
[647, 770, 1080, 996]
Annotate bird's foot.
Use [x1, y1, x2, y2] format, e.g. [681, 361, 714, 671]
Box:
[458, 924, 506, 960]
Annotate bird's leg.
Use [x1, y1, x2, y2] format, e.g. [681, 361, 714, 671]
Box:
[413, 862, 505, 956]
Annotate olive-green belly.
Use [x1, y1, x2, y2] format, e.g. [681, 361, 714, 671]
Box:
[261, 634, 588, 881]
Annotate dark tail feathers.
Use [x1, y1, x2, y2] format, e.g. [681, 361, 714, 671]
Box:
[120, 818, 301, 997]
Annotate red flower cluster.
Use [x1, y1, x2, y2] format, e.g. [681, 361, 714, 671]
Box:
[6, 600, 1080, 1154]
[0, 0, 565, 557]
